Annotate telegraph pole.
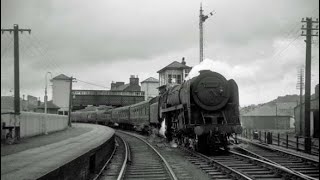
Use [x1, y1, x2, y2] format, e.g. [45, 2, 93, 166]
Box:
[1, 24, 31, 114]
[296, 67, 304, 136]
[68, 77, 76, 127]
[199, 4, 215, 63]
[301, 17, 318, 154]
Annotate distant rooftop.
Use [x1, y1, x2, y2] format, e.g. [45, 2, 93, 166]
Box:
[37, 100, 60, 109]
[141, 77, 159, 83]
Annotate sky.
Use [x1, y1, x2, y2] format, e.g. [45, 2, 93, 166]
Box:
[1, 0, 319, 106]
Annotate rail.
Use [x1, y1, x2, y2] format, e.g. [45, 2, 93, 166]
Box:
[181, 146, 252, 180]
[92, 138, 118, 180]
[236, 137, 319, 179]
[117, 130, 178, 180]
[229, 150, 313, 180]
[116, 135, 129, 180]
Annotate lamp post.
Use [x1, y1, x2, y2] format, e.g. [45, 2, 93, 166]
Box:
[44, 72, 52, 134]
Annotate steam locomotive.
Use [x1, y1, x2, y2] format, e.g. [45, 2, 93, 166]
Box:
[71, 70, 242, 153]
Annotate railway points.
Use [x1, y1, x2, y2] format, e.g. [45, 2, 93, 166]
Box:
[1, 123, 115, 180]
[235, 137, 319, 179]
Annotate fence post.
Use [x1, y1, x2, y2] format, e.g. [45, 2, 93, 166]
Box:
[265, 131, 267, 143]
[246, 129, 248, 139]
[278, 133, 280, 146]
[286, 134, 289, 148]
[259, 131, 261, 141]
[296, 136, 299, 151]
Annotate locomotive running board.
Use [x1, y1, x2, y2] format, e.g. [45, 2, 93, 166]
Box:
[160, 104, 184, 113]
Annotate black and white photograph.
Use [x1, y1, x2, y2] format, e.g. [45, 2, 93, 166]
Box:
[1, 0, 319, 179]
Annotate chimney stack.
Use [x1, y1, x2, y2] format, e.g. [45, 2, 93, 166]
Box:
[181, 57, 186, 65]
[130, 75, 139, 85]
[38, 97, 41, 106]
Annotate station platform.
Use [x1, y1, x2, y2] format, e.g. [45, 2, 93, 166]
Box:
[1, 123, 115, 180]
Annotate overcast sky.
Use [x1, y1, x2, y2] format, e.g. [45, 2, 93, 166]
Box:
[1, 0, 319, 106]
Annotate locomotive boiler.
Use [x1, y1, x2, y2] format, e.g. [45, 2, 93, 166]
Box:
[159, 70, 242, 153]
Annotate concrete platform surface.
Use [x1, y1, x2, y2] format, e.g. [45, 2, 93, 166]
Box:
[1, 123, 114, 180]
[1, 125, 92, 156]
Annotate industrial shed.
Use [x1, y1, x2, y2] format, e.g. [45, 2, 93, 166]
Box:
[240, 115, 291, 130]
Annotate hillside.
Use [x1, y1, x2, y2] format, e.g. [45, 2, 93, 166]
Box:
[240, 94, 300, 116]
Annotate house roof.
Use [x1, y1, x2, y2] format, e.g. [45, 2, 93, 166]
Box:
[112, 84, 130, 91]
[141, 77, 159, 83]
[157, 61, 191, 73]
[37, 101, 60, 109]
[52, 74, 70, 80]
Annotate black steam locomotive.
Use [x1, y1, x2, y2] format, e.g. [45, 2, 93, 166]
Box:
[71, 70, 242, 153]
[159, 70, 242, 153]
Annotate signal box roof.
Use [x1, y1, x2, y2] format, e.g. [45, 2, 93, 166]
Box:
[52, 74, 70, 80]
[157, 61, 191, 73]
[141, 77, 159, 83]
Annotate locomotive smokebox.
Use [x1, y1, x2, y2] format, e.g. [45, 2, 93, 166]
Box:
[191, 71, 230, 111]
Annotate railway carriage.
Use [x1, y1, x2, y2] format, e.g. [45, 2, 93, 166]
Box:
[70, 70, 242, 154]
[111, 106, 130, 128]
[129, 100, 150, 132]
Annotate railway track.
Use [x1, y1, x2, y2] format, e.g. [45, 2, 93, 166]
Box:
[94, 131, 177, 180]
[117, 131, 177, 180]
[93, 135, 126, 180]
[181, 146, 312, 180]
[235, 139, 319, 180]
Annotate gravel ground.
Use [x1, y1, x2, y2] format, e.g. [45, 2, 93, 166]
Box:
[1, 125, 92, 156]
[144, 135, 212, 180]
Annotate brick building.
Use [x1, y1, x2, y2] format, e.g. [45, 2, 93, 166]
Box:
[111, 75, 141, 91]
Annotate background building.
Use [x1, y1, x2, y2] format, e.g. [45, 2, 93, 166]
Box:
[141, 77, 159, 100]
[157, 57, 192, 87]
[111, 75, 140, 91]
[72, 75, 144, 109]
[35, 100, 60, 114]
[294, 84, 319, 138]
[240, 101, 297, 130]
[51, 74, 71, 115]
[1, 95, 40, 113]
